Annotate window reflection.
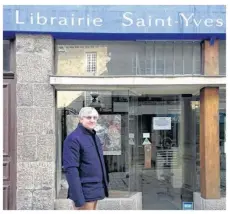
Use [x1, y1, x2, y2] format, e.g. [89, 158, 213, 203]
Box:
[56, 90, 131, 198]
[55, 41, 202, 76]
[56, 44, 110, 76]
[56, 89, 226, 203]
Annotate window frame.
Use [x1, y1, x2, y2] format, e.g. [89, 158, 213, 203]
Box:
[85, 52, 97, 74]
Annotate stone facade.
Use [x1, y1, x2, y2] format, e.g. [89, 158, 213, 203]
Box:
[16, 34, 56, 210]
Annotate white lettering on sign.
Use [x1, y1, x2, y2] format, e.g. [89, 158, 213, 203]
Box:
[15, 10, 103, 27]
[16, 10, 24, 24]
[122, 12, 133, 26]
[15, 10, 224, 28]
[122, 11, 224, 28]
[37, 13, 47, 25]
[179, 13, 224, 27]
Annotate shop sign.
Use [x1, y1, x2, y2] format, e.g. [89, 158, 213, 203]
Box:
[3, 6, 226, 34]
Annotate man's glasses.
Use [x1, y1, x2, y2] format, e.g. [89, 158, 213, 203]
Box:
[84, 116, 98, 120]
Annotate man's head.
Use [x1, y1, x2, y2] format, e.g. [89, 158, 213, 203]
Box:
[78, 107, 99, 130]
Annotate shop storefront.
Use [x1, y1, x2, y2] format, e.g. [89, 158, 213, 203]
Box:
[3, 5, 226, 210]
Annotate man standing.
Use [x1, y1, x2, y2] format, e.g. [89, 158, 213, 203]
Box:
[62, 107, 109, 210]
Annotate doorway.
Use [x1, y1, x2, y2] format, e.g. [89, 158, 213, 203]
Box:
[128, 94, 196, 210]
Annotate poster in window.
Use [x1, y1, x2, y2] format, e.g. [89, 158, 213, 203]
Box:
[153, 117, 171, 130]
[66, 114, 121, 155]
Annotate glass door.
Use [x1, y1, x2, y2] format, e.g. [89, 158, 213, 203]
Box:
[128, 94, 186, 210]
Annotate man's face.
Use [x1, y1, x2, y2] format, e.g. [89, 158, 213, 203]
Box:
[80, 114, 98, 130]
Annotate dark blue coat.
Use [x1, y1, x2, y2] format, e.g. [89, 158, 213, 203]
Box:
[62, 123, 109, 207]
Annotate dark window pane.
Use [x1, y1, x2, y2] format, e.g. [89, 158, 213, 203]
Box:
[219, 41, 226, 75]
[3, 40, 11, 72]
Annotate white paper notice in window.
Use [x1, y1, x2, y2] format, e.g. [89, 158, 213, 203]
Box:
[153, 117, 171, 130]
